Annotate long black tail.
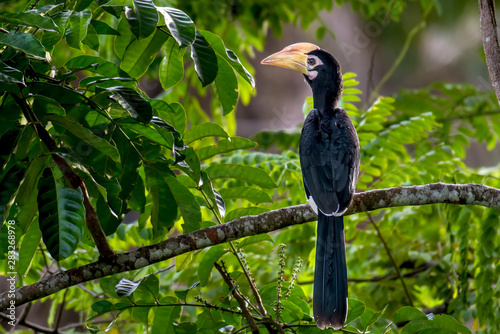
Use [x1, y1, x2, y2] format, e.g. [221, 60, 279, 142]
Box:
[313, 213, 348, 330]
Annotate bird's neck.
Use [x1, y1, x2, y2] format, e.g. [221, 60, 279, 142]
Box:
[312, 81, 342, 113]
[312, 89, 340, 113]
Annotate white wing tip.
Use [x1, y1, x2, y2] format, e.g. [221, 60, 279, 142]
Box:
[308, 196, 318, 214]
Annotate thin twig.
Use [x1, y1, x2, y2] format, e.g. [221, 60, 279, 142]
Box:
[54, 289, 68, 331]
[367, 213, 413, 306]
[214, 262, 260, 334]
[78, 284, 100, 298]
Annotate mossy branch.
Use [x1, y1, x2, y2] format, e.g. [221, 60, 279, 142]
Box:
[1, 182, 500, 311]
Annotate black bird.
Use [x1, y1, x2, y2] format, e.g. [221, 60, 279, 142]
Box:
[261, 43, 360, 330]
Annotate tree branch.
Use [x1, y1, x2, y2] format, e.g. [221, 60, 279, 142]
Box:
[1, 182, 499, 311]
[478, 0, 500, 106]
[12, 92, 115, 258]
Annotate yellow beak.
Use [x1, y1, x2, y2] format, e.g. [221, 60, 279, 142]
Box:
[260, 43, 320, 74]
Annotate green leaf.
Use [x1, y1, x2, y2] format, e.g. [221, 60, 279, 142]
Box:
[218, 186, 272, 204]
[199, 171, 225, 218]
[157, 7, 195, 47]
[152, 100, 186, 134]
[19, 217, 42, 276]
[213, 56, 238, 115]
[393, 306, 428, 323]
[0, 31, 46, 59]
[28, 4, 63, 15]
[206, 164, 277, 189]
[281, 299, 304, 320]
[91, 300, 114, 315]
[99, 277, 120, 298]
[159, 38, 185, 90]
[90, 20, 120, 35]
[75, 0, 95, 11]
[0, 12, 58, 32]
[15, 177, 39, 235]
[0, 61, 23, 83]
[117, 118, 171, 147]
[361, 305, 387, 332]
[66, 9, 92, 50]
[105, 86, 153, 123]
[165, 173, 201, 233]
[120, 29, 169, 78]
[37, 167, 85, 261]
[100, 0, 133, 6]
[10, 157, 45, 232]
[32, 95, 66, 116]
[42, 10, 72, 51]
[150, 116, 181, 149]
[345, 298, 365, 324]
[196, 137, 256, 161]
[199, 30, 254, 88]
[198, 244, 228, 286]
[175, 251, 193, 272]
[174, 322, 197, 333]
[126, 0, 158, 39]
[401, 314, 471, 334]
[82, 23, 99, 51]
[316, 26, 326, 40]
[152, 296, 181, 334]
[176, 147, 201, 183]
[145, 165, 178, 238]
[0, 61, 23, 93]
[174, 289, 189, 301]
[190, 31, 217, 87]
[65, 55, 129, 78]
[1, 126, 35, 191]
[183, 122, 229, 144]
[42, 114, 120, 162]
[114, 16, 134, 59]
[136, 275, 160, 300]
[132, 305, 151, 324]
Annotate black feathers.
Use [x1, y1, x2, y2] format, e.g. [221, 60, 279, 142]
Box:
[299, 48, 360, 330]
[300, 108, 359, 216]
[314, 214, 348, 329]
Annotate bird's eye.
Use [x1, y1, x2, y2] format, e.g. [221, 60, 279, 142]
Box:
[307, 58, 316, 66]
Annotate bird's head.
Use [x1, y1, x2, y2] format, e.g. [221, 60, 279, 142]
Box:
[261, 43, 343, 109]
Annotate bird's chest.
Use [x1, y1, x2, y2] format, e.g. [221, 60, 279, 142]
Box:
[300, 110, 345, 155]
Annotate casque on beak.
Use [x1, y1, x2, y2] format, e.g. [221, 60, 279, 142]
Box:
[260, 43, 320, 74]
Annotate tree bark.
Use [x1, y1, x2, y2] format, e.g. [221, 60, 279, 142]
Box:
[1, 182, 499, 311]
[478, 0, 500, 106]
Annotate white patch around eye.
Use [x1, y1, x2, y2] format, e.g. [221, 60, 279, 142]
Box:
[306, 55, 323, 80]
[306, 55, 323, 70]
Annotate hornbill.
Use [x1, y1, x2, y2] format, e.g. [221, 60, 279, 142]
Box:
[261, 43, 360, 330]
